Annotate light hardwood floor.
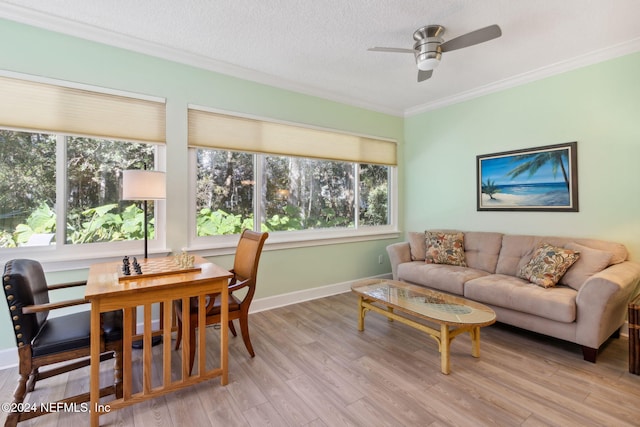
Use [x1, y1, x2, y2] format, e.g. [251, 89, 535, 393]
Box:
[2, 292, 639, 426]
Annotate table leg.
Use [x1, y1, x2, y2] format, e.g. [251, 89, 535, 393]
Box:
[220, 289, 229, 385]
[470, 326, 481, 358]
[90, 302, 101, 427]
[387, 306, 394, 322]
[357, 297, 365, 331]
[440, 324, 451, 375]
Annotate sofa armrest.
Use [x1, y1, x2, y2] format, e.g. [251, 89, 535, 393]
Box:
[575, 261, 640, 348]
[386, 242, 411, 280]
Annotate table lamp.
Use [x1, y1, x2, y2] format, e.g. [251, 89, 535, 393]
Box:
[122, 169, 166, 259]
[122, 169, 165, 348]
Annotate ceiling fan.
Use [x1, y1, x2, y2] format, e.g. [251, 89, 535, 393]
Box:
[368, 24, 502, 82]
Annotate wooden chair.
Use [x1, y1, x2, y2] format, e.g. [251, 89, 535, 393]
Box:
[2, 259, 123, 427]
[174, 230, 268, 374]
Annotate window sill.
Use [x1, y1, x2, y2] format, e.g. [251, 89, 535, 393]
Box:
[188, 228, 401, 257]
[2, 243, 171, 273]
[1, 229, 399, 272]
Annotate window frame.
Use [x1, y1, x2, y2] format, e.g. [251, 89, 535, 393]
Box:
[0, 130, 167, 266]
[187, 147, 399, 254]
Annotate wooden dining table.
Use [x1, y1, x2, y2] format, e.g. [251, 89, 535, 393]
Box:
[84, 255, 232, 426]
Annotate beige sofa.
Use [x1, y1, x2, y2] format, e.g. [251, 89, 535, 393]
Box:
[387, 231, 640, 362]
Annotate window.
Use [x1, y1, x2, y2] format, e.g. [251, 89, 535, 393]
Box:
[195, 150, 254, 236]
[188, 108, 397, 246]
[0, 130, 56, 247]
[359, 164, 389, 226]
[0, 128, 160, 250]
[262, 156, 355, 231]
[0, 74, 166, 258]
[65, 137, 156, 245]
[192, 148, 394, 242]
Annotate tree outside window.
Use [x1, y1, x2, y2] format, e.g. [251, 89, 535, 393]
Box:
[0, 128, 158, 248]
[0, 130, 56, 247]
[359, 164, 389, 226]
[194, 148, 391, 236]
[195, 149, 254, 236]
[66, 136, 155, 244]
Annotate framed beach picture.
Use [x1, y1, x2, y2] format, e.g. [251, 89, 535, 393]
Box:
[477, 142, 578, 212]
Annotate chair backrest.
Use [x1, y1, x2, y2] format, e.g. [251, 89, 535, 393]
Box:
[3, 259, 51, 348]
[232, 230, 268, 297]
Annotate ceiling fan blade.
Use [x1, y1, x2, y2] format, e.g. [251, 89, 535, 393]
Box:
[368, 47, 414, 54]
[440, 24, 501, 52]
[417, 69, 433, 82]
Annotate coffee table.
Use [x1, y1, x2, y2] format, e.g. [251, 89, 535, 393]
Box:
[351, 279, 496, 374]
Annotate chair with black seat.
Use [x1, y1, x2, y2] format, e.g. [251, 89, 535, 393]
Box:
[174, 230, 268, 374]
[2, 259, 123, 427]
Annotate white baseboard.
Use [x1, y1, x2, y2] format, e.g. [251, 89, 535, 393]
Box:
[620, 322, 629, 337]
[0, 274, 390, 370]
[0, 348, 16, 371]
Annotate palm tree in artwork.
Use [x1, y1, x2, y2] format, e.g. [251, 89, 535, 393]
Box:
[506, 150, 570, 190]
[481, 178, 500, 200]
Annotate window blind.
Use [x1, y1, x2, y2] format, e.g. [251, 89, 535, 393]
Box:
[0, 75, 166, 143]
[188, 108, 397, 166]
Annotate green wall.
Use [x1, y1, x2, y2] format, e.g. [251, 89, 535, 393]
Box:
[0, 19, 404, 353]
[404, 51, 640, 261]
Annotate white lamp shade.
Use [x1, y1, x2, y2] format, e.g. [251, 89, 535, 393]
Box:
[122, 170, 166, 200]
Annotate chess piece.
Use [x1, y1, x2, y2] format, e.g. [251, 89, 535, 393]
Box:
[122, 256, 130, 273]
[175, 250, 195, 269]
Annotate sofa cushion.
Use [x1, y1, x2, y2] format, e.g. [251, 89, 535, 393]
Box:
[397, 262, 488, 295]
[425, 231, 467, 267]
[560, 242, 613, 290]
[463, 231, 503, 273]
[496, 234, 628, 277]
[496, 235, 544, 276]
[517, 243, 580, 288]
[464, 274, 577, 323]
[561, 238, 627, 265]
[408, 232, 426, 261]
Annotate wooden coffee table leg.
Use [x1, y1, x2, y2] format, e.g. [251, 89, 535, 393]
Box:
[440, 324, 451, 375]
[357, 296, 365, 331]
[470, 326, 481, 358]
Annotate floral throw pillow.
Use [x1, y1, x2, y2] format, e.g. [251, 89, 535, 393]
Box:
[517, 243, 580, 288]
[425, 231, 467, 267]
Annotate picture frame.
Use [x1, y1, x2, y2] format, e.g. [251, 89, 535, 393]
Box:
[477, 142, 578, 212]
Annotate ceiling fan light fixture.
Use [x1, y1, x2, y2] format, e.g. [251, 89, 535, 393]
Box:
[416, 47, 442, 70]
[417, 57, 440, 71]
[414, 35, 442, 71]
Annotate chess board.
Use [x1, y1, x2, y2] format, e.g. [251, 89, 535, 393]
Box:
[117, 256, 201, 282]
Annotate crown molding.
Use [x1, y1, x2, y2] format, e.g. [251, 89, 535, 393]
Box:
[404, 36, 640, 117]
[0, 4, 403, 117]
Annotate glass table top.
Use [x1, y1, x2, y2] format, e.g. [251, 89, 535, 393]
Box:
[351, 279, 496, 326]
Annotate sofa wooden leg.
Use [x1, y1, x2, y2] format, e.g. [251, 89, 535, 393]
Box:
[612, 327, 621, 339]
[582, 346, 597, 363]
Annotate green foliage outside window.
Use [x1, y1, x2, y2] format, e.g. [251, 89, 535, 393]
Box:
[194, 149, 389, 237]
[0, 202, 149, 247]
[0, 130, 391, 249]
[1, 201, 328, 248]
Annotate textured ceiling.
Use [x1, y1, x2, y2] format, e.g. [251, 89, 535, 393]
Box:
[2, 0, 640, 116]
